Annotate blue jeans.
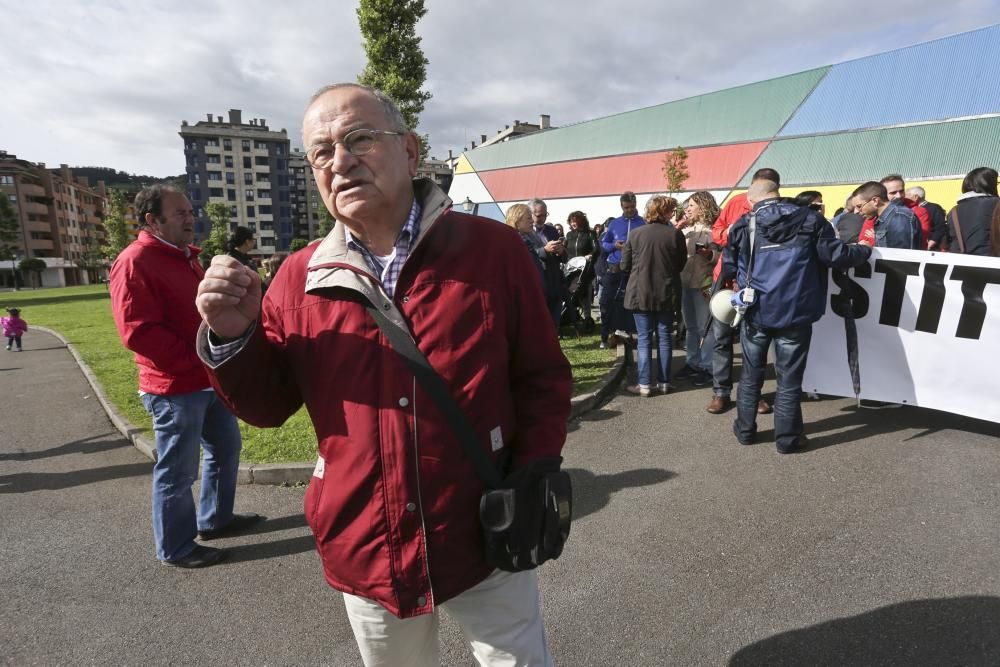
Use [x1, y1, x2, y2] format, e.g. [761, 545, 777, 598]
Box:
[734, 323, 812, 451]
[142, 391, 242, 561]
[633, 310, 673, 387]
[681, 288, 713, 372]
[711, 316, 734, 397]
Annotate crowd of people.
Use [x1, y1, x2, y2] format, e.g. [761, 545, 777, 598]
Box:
[506, 165, 1000, 441]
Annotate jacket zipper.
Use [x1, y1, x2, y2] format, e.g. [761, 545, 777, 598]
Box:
[409, 375, 435, 608]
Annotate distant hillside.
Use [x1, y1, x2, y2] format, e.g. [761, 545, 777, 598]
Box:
[68, 166, 184, 192]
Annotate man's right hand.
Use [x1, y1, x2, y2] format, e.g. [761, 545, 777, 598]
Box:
[197, 255, 262, 340]
[544, 240, 563, 254]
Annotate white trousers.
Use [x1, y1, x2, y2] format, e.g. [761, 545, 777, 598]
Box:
[343, 568, 553, 667]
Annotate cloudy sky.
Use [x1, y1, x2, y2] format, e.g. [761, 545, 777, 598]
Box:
[1, 1, 996, 178]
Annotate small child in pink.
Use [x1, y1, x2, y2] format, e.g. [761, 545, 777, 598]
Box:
[2, 307, 27, 351]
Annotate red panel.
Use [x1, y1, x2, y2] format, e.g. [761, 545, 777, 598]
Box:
[479, 142, 770, 201]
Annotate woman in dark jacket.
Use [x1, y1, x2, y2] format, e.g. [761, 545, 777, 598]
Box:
[620, 196, 687, 396]
[226, 226, 259, 271]
[564, 211, 597, 329]
[945, 167, 1000, 256]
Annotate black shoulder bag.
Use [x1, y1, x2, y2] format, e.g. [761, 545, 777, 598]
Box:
[366, 303, 572, 572]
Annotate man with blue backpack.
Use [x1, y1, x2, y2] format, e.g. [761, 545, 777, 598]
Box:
[721, 179, 872, 454]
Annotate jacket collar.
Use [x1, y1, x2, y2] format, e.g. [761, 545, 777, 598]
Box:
[304, 178, 451, 320]
[137, 230, 202, 259]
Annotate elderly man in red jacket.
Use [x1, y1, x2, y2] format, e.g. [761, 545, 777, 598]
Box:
[109, 185, 259, 569]
[195, 84, 571, 666]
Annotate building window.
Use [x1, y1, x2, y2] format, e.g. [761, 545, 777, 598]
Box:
[281, 206, 291, 217]
[259, 205, 272, 214]
[243, 156, 252, 169]
[209, 188, 224, 197]
[277, 174, 289, 186]
[207, 155, 221, 164]
[230, 205, 238, 217]
[245, 190, 254, 201]
[225, 156, 233, 168]
[246, 206, 255, 217]
[257, 173, 270, 183]
[277, 158, 286, 170]
[0, 175, 13, 184]
[311, 201, 318, 209]
[227, 189, 236, 201]
[258, 190, 271, 200]
[255, 156, 269, 166]
[7, 194, 15, 203]
[206, 138, 219, 147]
[254, 140, 268, 149]
[224, 138, 232, 151]
[241, 139, 251, 151]
[190, 188, 201, 201]
[207, 172, 222, 181]
[243, 173, 253, 185]
[260, 221, 273, 230]
[189, 173, 200, 184]
[279, 190, 290, 202]
[226, 172, 235, 184]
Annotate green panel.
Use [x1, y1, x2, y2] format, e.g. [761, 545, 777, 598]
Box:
[465, 67, 829, 172]
[738, 116, 1000, 187]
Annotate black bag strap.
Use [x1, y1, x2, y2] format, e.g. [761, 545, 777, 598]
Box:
[365, 303, 504, 489]
[950, 207, 966, 254]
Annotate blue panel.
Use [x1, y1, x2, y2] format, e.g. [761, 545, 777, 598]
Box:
[780, 25, 1000, 136]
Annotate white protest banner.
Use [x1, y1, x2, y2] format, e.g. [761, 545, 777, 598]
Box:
[803, 248, 1000, 423]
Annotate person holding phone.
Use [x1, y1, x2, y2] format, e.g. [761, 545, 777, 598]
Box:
[675, 192, 720, 385]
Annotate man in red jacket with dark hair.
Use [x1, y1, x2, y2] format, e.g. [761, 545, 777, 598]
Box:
[110, 185, 259, 569]
[195, 84, 570, 665]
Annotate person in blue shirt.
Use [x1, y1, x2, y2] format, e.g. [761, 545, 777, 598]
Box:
[853, 181, 921, 249]
[599, 191, 646, 347]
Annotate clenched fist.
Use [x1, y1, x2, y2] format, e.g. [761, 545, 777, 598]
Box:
[196, 255, 262, 340]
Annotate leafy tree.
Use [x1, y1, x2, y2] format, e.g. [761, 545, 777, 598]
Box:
[289, 238, 308, 253]
[0, 193, 19, 258]
[662, 146, 690, 197]
[316, 205, 335, 237]
[18, 256, 46, 288]
[199, 202, 232, 266]
[357, 0, 432, 158]
[78, 236, 106, 284]
[102, 189, 130, 262]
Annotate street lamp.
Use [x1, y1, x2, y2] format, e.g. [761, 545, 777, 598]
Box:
[11, 252, 22, 291]
[462, 196, 473, 212]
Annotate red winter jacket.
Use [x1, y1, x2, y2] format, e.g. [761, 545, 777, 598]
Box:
[711, 192, 750, 283]
[199, 180, 572, 618]
[110, 231, 210, 394]
[903, 198, 930, 249]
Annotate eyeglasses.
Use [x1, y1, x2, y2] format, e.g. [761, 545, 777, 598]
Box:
[306, 128, 403, 168]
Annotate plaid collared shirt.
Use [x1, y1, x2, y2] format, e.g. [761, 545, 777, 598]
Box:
[346, 198, 421, 298]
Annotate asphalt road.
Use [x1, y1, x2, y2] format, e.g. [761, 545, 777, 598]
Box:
[3, 329, 999, 665]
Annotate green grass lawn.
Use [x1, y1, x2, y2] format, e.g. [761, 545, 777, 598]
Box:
[4, 285, 615, 463]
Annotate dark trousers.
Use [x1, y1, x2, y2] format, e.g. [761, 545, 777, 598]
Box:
[6, 335, 21, 350]
[599, 269, 633, 341]
[710, 317, 734, 397]
[734, 322, 812, 452]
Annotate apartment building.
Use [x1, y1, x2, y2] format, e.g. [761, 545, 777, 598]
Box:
[179, 109, 294, 255]
[288, 148, 321, 241]
[0, 151, 108, 287]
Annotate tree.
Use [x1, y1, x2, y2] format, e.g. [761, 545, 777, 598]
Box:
[316, 205, 335, 238]
[289, 238, 308, 253]
[0, 194, 20, 289]
[102, 189, 130, 262]
[199, 202, 232, 267]
[662, 146, 690, 197]
[78, 236, 106, 284]
[18, 257, 46, 288]
[357, 0, 433, 158]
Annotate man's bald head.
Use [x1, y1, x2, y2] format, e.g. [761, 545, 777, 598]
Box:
[746, 179, 779, 205]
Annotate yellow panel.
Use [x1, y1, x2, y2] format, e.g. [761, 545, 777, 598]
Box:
[720, 190, 746, 207]
[454, 154, 475, 175]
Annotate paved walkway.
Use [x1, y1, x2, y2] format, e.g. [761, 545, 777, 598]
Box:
[3, 329, 1000, 664]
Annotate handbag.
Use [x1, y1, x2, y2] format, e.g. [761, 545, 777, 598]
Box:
[365, 302, 572, 572]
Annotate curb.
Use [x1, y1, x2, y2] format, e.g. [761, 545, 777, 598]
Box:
[42, 324, 627, 485]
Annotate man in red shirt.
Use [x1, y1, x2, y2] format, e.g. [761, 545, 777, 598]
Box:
[881, 174, 930, 249]
[705, 168, 778, 415]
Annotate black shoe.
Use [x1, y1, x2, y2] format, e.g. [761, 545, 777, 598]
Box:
[161, 545, 228, 568]
[733, 422, 755, 446]
[198, 513, 264, 541]
[674, 364, 697, 381]
[777, 435, 810, 455]
[691, 370, 713, 386]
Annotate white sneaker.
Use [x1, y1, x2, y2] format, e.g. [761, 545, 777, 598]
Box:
[626, 384, 652, 397]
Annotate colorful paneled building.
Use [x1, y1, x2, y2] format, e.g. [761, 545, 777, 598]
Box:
[448, 24, 1000, 224]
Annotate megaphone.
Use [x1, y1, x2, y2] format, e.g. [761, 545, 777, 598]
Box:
[709, 288, 739, 326]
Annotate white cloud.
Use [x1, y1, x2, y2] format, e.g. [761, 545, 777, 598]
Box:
[0, 0, 995, 175]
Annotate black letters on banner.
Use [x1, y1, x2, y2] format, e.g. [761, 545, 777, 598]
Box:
[830, 259, 997, 341]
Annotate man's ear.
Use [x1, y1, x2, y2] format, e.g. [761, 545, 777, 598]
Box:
[144, 212, 158, 230]
[404, 132, 420, 177]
